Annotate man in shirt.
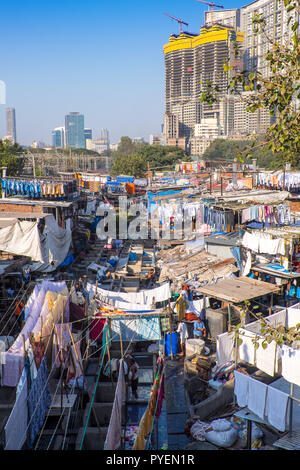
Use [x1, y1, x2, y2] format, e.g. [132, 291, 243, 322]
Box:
[176, 321, 188, 356]
[127, 356, 139, 399]
[193, 318, 206, 339]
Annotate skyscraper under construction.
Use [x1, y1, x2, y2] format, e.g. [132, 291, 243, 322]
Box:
[163, 24, 244, 152]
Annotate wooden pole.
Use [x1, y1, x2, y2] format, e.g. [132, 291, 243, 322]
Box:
[105, 327, 113, 383]
[119, 327, 124, 359]
[269, 293, 273, 316]
[22, 334, 26, 358]
[228, 304, 232, 332]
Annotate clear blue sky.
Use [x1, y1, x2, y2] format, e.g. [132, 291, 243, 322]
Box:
[0, 0, 244, 146]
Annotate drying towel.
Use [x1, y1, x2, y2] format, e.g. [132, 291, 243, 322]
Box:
[286, 308, 300, 329]
[281, 345, 300, 387]
[5, 372, 28, 450]
[247, 377, 268, 419]
[216, 331, 235, 366]
[234, 371, 249, 407]
[255, 338, 277, 377]
[104, 359, 126, 450]
[265, 386, 289, 432]
[238, 332, 256, 364]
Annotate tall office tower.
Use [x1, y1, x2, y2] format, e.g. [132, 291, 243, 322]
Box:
[163, 24, 244, 148]
[65, 112, 85, 149]
[52, 127, 65, 148]
[84, 128, 92, 144]
[100, 128, 109, 143]
[5, 107, 17, 144]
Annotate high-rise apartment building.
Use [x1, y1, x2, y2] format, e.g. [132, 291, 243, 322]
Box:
[65, 112, 85, 149]
[164, 0, 299, 156]
[52, 127, 65, 148]
[205, 9, 240, 29]
[5, 107, 17, 144]
[163, 24, 244, 148]
[241, 0, 299, 78]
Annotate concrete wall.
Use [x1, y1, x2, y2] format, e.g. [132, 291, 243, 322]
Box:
[0, 203, 42, 213]
[83, 402, 126, 427]
[75, 426, 108, 450]
[206, 308, 227, 338]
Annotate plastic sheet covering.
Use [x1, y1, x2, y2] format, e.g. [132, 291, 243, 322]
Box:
[31, 215, 72, 272]
[0, 219, 43, 261]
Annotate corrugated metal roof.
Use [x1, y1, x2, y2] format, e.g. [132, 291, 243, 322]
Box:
[273, 431, 300, 450]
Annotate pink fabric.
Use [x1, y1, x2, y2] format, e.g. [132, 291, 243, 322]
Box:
[89, 316, 106, 342]
[104, 360, 126, 450]
[155, 372, 164, 419]
[66, 341, 83, 383]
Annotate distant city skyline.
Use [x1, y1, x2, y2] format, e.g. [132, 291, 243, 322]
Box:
[5, 107, 16, 144]
[0, 0, 255, 146]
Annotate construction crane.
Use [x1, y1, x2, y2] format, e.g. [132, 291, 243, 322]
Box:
[194, 0, 224, 26]
[163, 12, 189, 34]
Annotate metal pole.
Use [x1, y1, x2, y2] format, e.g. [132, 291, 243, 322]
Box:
[289, 383, 294, 437]
[228, 303, 231, 332]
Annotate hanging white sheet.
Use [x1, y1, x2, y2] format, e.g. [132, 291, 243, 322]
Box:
[216, 331, 235, 366]
[87, 282, 171, 306]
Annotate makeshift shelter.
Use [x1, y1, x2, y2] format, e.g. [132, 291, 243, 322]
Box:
[198, 276, 280, 332]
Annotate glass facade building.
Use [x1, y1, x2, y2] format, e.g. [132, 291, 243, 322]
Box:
[52, 127, 65, 148]
[65, 112, 85, 149]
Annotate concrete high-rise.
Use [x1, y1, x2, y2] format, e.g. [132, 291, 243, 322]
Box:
[164, 1, 299, 156]
[65, 112, 85, 149]
[5, 107, 16, 144]
[241, 0, 299, 79]
[163, 24, 244, 148]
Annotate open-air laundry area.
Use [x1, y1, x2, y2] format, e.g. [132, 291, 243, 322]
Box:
[1, 162, 300, 451]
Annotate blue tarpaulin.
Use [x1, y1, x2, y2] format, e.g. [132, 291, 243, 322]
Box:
[110, 316, 161, 342]
[59, 253, 75, 267]
[116, 176, 134, 184]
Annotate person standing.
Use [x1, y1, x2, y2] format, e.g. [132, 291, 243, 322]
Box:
[128, 356, 139, 399]
[176, 320, 188, 356]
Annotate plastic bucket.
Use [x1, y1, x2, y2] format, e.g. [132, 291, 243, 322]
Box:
[165, 332, 178, 356]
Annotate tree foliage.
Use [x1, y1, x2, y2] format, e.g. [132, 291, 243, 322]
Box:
[0, 139, 23, 175]
[234, 302, 300, 351]
[111, 153, 147, 178]
[110, 137, 191, 177]
[202, 137, 290, 169]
